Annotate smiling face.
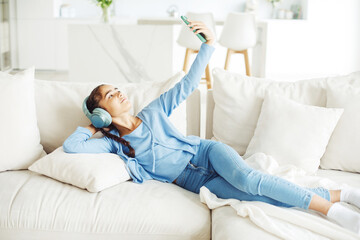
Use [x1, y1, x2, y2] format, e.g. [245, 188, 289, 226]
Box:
[97, 85, 131, 117]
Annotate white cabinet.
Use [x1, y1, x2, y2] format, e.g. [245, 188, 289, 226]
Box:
[16, 0, 55, 19]
[17, 20, 56, 69]
[16, 18, 101, 70]
[16, 0, 57, 70]
[54, 20, 68, 70]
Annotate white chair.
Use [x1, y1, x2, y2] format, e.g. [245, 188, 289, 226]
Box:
[177, 12, 216, 89]
[219, 12, 257, 76]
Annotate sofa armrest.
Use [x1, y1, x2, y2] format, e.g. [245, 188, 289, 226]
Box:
[186, 88, 201, 137]
[206, 89, 214, 139]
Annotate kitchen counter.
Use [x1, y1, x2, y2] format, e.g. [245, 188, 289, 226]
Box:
[68, 24, 174, 83]
[137, 17, 225, 25]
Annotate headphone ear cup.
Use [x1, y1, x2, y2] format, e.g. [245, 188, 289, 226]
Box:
[91, 108, 112, 128]
[82, 96, 92, 119]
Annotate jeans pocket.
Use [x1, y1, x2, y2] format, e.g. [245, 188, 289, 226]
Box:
[189, 162, 213, 176]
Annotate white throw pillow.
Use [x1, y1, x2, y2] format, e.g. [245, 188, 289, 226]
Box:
[28, 147, 131, 192]
[0, 68, 46, 172]
[211, 68, 360, 156]
[211, 68, 328, 156]
[244, 93, 344, 173]
[321, 84, 360, 173]
[35, 71, 185, 153]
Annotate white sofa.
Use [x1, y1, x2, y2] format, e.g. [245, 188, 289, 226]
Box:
[0, 69, 210, 240]
[200, 90, 360, 240]
[1, 67, 360, 239]
[189, 68, 360, 239]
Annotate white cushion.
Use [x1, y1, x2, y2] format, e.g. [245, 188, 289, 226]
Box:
[0, 170, 210, 239]
[327, 71, 360, 88]
[35, 71, 185, 153]
[211, 69, 360, 156]
[0, 68, 46, 172]
[28, 147, 131, 192]
[211, 68, 328, 156]
[244, 93, 343, 173]
[321, 84, 360, 173]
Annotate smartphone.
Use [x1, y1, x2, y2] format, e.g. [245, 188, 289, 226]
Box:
[180, 16, 207, 43]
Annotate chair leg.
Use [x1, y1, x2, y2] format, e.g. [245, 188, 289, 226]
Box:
[224, 49, 233, 70]
[205, 64, 212, 89]
[183, 48, 191, 73]
[243, 49, 251, 76]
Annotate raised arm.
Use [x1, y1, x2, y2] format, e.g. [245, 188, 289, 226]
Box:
[63, 125, 113, 154]
[143, 21, 215, 116]
[145, 42, 215, 116]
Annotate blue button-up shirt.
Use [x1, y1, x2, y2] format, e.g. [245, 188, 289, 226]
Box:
[63, 43, 215, 183]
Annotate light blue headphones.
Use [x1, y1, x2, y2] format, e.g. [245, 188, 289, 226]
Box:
[82, 96, 112, 128]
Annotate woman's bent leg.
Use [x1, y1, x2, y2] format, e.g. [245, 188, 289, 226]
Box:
[204, 175, 330, 208]
[207, 142, 330, 209]
[204, 175, 292, 207]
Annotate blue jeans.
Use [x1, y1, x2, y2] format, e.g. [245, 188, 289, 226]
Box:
[174, 139, 330, 209]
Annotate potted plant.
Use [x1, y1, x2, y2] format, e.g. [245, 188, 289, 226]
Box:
[267, 0, 281, 18]
[95, 0, 113, 23]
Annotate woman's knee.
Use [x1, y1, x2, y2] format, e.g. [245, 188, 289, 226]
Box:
[204, 176, 291, 207]
[209, 141, 243, 160]
[208, 141, 253, 178]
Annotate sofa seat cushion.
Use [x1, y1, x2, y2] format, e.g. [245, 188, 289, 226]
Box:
[0, 170, 210, 240]
[211, 170, 360, 240]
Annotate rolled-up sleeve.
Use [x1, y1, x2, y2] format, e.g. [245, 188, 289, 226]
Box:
[63, 127, 113, 154]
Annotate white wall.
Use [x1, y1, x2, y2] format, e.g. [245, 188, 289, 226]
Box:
[251, 0, 360, 81]
[114, 0, 244, 19]
[55, 0, 305, 20]
[306, 0, 360, 75]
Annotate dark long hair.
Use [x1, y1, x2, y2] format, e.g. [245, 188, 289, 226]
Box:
[86, 84, 135, 158]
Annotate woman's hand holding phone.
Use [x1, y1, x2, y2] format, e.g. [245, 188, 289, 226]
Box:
[187, 20, 215, 46]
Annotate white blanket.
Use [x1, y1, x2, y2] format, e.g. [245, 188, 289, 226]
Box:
[199, 152, 360, 240]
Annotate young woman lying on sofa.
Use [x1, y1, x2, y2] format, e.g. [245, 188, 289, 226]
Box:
[63, 19, 360, 235]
